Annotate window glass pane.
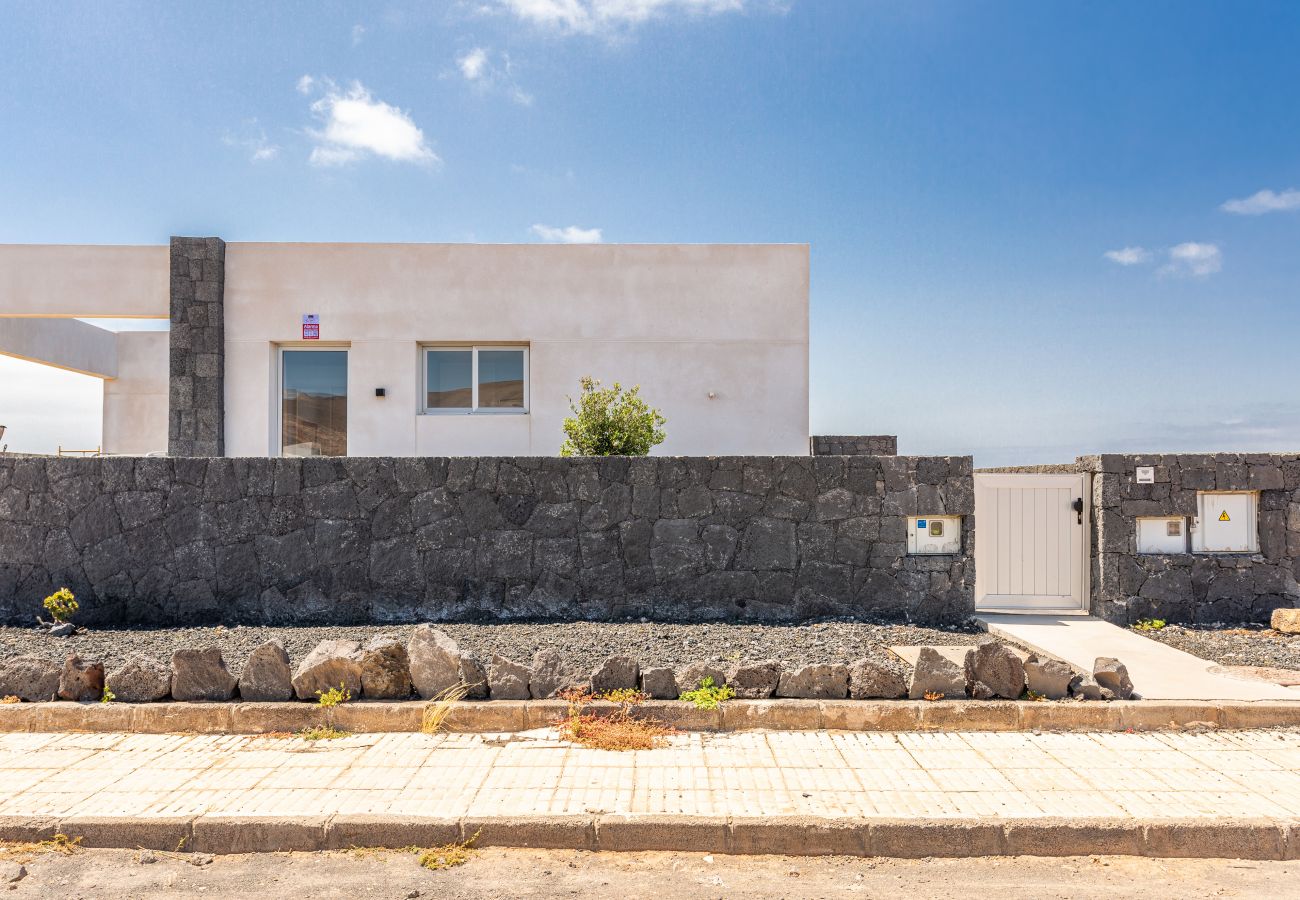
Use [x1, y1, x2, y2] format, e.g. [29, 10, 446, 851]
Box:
[426, 350, 472, 409]
[478, 349, 525, 408]
[282, 350, 347, 457]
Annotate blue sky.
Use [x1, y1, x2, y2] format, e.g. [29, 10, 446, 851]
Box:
[1, 0, 1299, 464]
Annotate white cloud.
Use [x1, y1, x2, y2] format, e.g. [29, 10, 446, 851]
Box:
[458, 47, 490, 80]
[302, 78, 439, 167]
[1220, 188, 1300, 215]
[223, 120, 280, 163]
[1103, 246, 1151, 266]
[497, 0, 759, 35]
[1161, 242, 1222, 278]
[296, 74, 315, 95]
[454, 47, 534, 106]
[351, 23, 366, 46]
[531, 223, 603, 243]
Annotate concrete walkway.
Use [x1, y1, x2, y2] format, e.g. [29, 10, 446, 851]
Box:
[1, 729, 1298, 857]
[976, 614, 1300, 701]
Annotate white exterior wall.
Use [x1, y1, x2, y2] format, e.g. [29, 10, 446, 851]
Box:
[0, 245, 167, 318]
[223, 243, 809, 457]
[103, 331, 168, 455]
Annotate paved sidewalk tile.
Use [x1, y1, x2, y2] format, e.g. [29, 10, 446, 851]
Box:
[0, 728, 1298, 827]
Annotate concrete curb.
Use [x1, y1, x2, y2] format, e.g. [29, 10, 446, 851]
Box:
[0, 699, 1296, 734]
[0, 814, 1295, 859]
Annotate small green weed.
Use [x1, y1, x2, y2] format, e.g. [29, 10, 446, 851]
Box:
[100, 687, 115, 704]
[1022, 689, 1048, 702]
[600, 688, 647, 705]
[316, 683, 352, 708]
[42, 587, 78, 623]
[299, 725, 349, 741]
[679, 676, 734, 710]
[417, 831, 480, 870]
[1134, 618, 1167, 631]
[1, 695, 20, 705]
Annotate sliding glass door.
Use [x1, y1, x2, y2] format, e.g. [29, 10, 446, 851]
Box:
[281, 349, 347, 456]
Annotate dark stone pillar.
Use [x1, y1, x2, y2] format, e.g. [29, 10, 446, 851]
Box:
[168, 236, 225, 457]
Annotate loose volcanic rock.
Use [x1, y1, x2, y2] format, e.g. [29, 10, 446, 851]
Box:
[726, 661, 782, 699]
[291, 639, 363, 701]
[1023, 653, 1074, 700]
[847, 658, 907, 699]
[1068, 672, 1112, 701]
[58, 654, 105, 701]
[237, 640, 294, 702]
[529, 648, 587, 699]
[676, 662, 727, 694]
[48, 623, 75, 638]
[1092, 657, 1134, 700]
[359, 634, 412, 700]
[1271, 608, 1300, 634]
[964, 638, 1026, 700]
[105, 654, 171, 703]
[486, 655, 531, 700]
[775, 663, 849, 699]
[590, 654, 639, 694]
[639, 666, 679, 700]
[459, 654, 489, 700]
[908, 647, 968, 700]
[171, 648, 238, 702]
[0, 654, 61, 702]
[408, 625, 464, 699]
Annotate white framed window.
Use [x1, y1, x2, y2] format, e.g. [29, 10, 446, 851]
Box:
[1192, 491, 1259, 553]
[278, 347, 348, 457]
[423, 346, 528, 414]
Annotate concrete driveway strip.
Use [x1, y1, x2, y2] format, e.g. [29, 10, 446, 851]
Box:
[0, 729, 1298, 858]
[976, 614, 1300, 701]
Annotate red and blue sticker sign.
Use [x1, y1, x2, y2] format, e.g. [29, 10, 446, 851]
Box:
[301, 314, 319, 340]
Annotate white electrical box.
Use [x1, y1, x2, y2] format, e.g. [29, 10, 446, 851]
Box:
[1136, 517, 1187, 554]
[1192, 492, 1258, 553]
[908, 516, 962, 555]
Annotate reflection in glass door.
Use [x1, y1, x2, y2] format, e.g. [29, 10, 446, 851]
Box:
[281, 350, 347, 456]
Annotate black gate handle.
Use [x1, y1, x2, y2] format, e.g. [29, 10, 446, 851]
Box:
[1072, 497, 1084, 524]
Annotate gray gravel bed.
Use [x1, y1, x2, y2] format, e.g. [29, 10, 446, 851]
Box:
[0, 621, 987, 677]
[1131, 623, 1300, 671]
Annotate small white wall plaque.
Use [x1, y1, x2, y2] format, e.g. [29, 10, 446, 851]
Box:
[1135, 466, 1155, 484]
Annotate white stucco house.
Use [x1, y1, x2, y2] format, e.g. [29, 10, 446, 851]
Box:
[0, 239, 810, 457]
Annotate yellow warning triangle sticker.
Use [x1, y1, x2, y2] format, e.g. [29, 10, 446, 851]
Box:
[1218, 510, 1231, 522]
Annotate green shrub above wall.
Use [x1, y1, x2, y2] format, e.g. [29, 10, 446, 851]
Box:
[560, 376, 666, 457]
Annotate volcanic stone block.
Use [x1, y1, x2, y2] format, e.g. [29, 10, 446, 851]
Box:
[0, 655, 61, 702]
[590, 654, 639, 694]
[172, 648, 238, 702]
[726, 661, 782, 699]
[775, 663, 849, 699]
[908, 647, 967, 700]
[105, 655, 171, 703]
[964, 639, 1026, 700]
[1023, 653, 1074, 700]
[58, 654, 105, 701]
[238, 640, 294, 702]
[486, 655, 531, 700]
[1093, 657, 1134, 700]
[847, 658, 907, 699]
[292, 640, 364, 701]
[639, 666, 679, 700]
[359, 635, 412, 700]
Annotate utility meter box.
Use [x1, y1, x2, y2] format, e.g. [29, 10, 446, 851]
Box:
[1136, 517, 1187, 554]
[1192, 492, 1258, 553]
[908, 516, 961, 555]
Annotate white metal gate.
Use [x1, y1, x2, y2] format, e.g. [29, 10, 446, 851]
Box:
[974, 473, 1089, 613]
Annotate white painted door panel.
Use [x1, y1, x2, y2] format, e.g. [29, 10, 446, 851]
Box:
[975, 473, 1088, 613]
